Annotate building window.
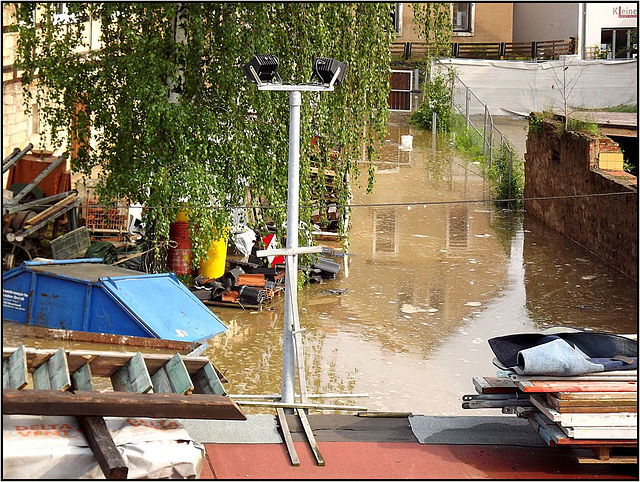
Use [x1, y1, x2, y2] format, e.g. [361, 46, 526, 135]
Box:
[53, 3, 76, 24]
[30, 104, 40, 136]
[600, 28, 638, 59]
[452, 3, 472, 33]
[391, 3, 402, 35]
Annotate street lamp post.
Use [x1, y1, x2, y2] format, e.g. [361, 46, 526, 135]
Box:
[243, 56, 347, 406]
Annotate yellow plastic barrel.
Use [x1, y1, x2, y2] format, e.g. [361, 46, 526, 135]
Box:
[199, 236, 228, 280]
[175, 209, 228, 279]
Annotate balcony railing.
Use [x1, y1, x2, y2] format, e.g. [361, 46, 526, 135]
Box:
[394, 38, 577, 62]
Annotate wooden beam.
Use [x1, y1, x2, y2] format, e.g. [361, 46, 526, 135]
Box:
[78, 416, 128, 479]
[518, 381, 637, 393]
[297, 409, 324, 466]
[276, 408, 300, 467]
[2, 389, 246, 420]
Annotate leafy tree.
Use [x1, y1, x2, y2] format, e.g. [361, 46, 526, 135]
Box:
[13, 3, 394, 271]
[409, 3, 453, 131]
[411, 2, 452, 58]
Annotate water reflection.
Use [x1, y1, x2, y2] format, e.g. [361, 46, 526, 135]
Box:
[206, 113, 637, 415]
[3, 114, 637, 417]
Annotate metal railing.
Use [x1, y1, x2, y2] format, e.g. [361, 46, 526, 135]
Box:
[434, 61, 519, 201]
[394, 38, 577, 62]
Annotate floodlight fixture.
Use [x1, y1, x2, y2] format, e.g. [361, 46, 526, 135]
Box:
[241, 52, 346, 408]
[243, 54, 282, 85]
[310, 57, 348, 86]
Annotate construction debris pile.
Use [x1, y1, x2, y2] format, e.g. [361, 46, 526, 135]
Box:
[189, 254, 342, 310]
[464, 330, 638, 465]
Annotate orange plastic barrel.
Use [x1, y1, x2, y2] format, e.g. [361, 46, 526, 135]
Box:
[167, 221, 192, 275]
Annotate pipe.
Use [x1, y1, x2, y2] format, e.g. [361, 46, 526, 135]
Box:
[281, 90, 302, 407]
[236, 400, 368, 412]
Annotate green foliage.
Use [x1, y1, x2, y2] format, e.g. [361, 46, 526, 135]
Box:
[587, 104, 637, 113]
[451, 115, 523, 207]
[451, 115, 484, 162]
[410, 73, 452, 132]
[488, 141, 524, 208]
[527, 111, 554, 137]
[411, 3, 452, 57]
[13, 3, 394, 271]
[176, 274, 194, 287]
[567, 118, 599, 136]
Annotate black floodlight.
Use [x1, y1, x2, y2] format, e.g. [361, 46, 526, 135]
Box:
[310, 57, 348, 86]
[243, 54, 282, 84]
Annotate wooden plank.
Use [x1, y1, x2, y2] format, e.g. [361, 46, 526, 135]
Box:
[2, 389, 247, 420]
[72, 364, 95, 391]
[546, 394, 637, 413]
[555, 392, 638, 401]
[19, 325, 200, 353]
[192, 362, 227, 396]
[578, 447, 637, 464]
[472, 376, 518, 394]
[577, 455, 638, 464]
[297, 409, 325, 466]
[111, 352, 153, 393]
[551, 404, 637, 414]
[86, 351, 209, 378]
[2, 345, 28, 390]
[32, 347, 71, 391]
[151, 353, 193, 395]
[77, 416, 128, 479]
[276, 408, 300, 467]
[531, 395, 638, 427]
[561, 425, 638, 440]
[518, 380, 637, 393]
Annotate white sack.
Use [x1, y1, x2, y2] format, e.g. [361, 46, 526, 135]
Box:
[2, 415, 204, 479]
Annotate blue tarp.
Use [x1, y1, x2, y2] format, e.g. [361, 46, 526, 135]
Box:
[2, 259, 227, 342]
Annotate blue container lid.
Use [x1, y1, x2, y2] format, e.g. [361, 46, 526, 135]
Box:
[100, 273, 228, 342]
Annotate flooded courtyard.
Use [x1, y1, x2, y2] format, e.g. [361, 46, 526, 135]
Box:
[203, 113, 638, 416]
[3, 114, 636, 417]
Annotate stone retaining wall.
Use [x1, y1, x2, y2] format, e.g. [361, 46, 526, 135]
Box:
[524, 117, 637, 280]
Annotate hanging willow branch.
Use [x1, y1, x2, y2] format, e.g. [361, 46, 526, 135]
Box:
[13, 3, 395, 271]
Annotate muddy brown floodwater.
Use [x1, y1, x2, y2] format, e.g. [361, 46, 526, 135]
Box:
[4, 113, 636, 417]
[204, 113, 638, 416]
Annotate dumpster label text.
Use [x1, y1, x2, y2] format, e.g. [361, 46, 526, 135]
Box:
[3, 290, 28, 311]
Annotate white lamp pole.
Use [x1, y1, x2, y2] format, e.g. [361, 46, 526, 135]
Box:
[254, 81, 336, 406]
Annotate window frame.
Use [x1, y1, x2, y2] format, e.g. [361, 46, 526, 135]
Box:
[452, 3, 475, 37]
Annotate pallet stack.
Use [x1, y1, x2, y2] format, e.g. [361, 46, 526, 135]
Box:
[519, 375, 637, 464]
[465, 372, 638, 464]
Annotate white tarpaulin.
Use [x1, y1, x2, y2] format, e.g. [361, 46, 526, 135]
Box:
[437, 58, 638, 116]
[2, 415, 205, 479]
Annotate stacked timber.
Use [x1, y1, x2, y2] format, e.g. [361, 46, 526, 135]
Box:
[464, 331, 637, 464]
[465, 372, 638, 464]
[519, 372, 637, 464]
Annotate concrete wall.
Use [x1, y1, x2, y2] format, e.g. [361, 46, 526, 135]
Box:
[513, 3, 578, 42]
[524, 117, 638, 280]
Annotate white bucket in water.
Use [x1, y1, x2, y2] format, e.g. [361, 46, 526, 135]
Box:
[400, 135, 413, 150]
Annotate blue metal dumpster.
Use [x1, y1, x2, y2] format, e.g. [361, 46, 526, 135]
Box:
[2, 259, 227, 342]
